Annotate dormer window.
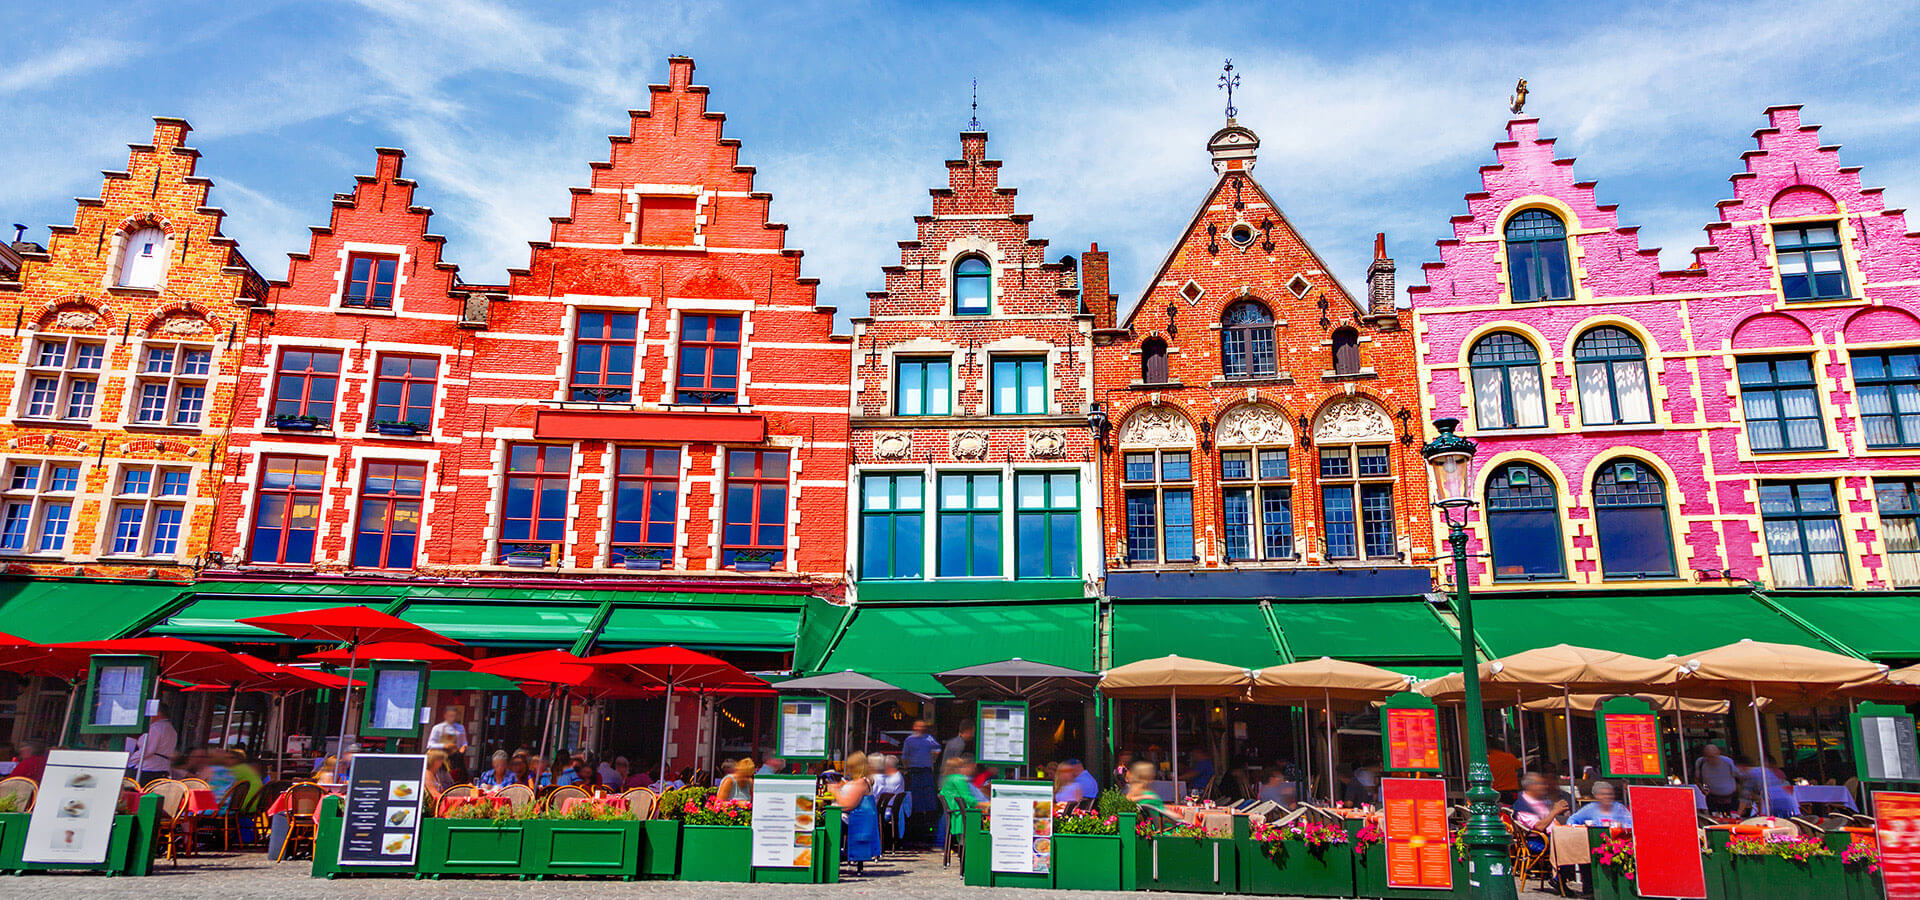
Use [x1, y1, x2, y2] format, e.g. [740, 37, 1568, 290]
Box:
[954, 256, 990, 315]
[1140, 338, 1169, 384]
[117, 227, 167, 289]
[343, 253, 398, 309]
[1503, 210, 1572, 302]
[1774, 223, 1850, 301]
[1331, 327, 1361, 375]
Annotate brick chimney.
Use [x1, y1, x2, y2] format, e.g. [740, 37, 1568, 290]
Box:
[1082, 243, 1115, 329]
[1366, 232, 1398, 325]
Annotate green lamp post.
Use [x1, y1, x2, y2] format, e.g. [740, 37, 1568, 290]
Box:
[1421, 417, 1516, 900]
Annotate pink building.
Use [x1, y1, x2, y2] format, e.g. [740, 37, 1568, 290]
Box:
[1412, 108, 1920, 664]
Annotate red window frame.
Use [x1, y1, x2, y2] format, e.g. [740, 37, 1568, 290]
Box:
[249, 455, 326, 565]
[353, 461, 426, 570]
[372, 354, 437, 428]
[722, 449, 788, 567]
[270, 349, 343, 422]
[498, 444, 571, 564]
[611, 447, 679, 565]
[570, 311, 638, 402]
[343, 253, 399, 308]
[675, 314, 742, 404]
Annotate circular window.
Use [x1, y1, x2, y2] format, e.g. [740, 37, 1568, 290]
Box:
[1229, 223, 1256, 247]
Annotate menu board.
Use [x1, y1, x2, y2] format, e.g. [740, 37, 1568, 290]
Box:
[777, 696, 831, 761]
[1854, 703, 1920, 782]
[988, 781, 1054, 875]
[1597, 696, 1664, 779]
[336, 753, 428, 867]
[750, 775, 818, 868]
[82, 655, 154, 736]
[1381, 777, 1452, 890]
[1628, 785, 1707, 899]
[977, 701, 1029, 767]
[361, 663, 427, 739]
[1382, 704, 1442, 773]
[1874, 791, 1920, 900]
[21, 750, 129, 865]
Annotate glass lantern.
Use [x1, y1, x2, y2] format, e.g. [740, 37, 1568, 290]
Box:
[1421, 417, 1479, 509]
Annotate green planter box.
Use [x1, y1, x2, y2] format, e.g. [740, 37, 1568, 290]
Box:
[1241, 839, 1359, 897]
[1054, 832, 1127, 891]
[676, 813, 840, 884]
[639, 819, 679, 878]
[0, 794, 159, 877]
[959, 807, 1051, 889]
[1139, 836, 1240, 894]
[1352, 819, 1470, 900]
[1725, 849, 1843, 900]
[418, 817, 530, 877]
[525, 819, 640, 878]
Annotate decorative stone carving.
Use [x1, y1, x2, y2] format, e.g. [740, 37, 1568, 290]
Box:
[54, 309, 100, 330]
[1027, 430, 1068, 459]
[872, 432, 911, 460]
[158, 314, 209, 335]
[1214, 403, 1293, 446]
[1312, 397, 1394, 443]
[952, 430, 990, 460]
[1117, 406, 1195, 447]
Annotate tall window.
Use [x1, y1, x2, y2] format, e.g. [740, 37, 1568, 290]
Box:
[1140, 338, 1169, 385]
[248, 457, 322, 564]
[1123, 450, 1195, 563]
[271, 350, 342, 423]
[1484, 463, 1563, 579]
[1469, 333, 1546, 429]
[499, 444, 571, 564]
[1592, 460, 1676, 579]
[895, 358, 952, 416]
[0, 461, 80, 554]
[953, 256, 990, 315]
[372, 355, 437, 428]
[611, 447, 679, 566]
[1854, 351, 1920, 448]
[1015, 471, 1078, 579]
[132, 343, 211, 426]
[1760, 481, 1848, 588]
[343, 253, 399, 309]
[991, 356, 1046, 415]
[722, 450, 788, 567]
[676, 314, 742, 404]
[116, 227, 167, 289]
[1504, 210, 1572, 302]
[570, 311, 637, 402]
[22, 336, 104, 422]
[861, 472, 923, 579]
[1774, 223, 1850, 301]
[1221, 448, 1293, 562]
[1331, 328, 1361, 375]
[1321, 445, 1396, 561]
[1220, 301, 1278, 379]
[1738, 356, 1825, 452]
[1875, 480, 1920, 587]
[937, 472, 1000, 577]
[1572, 327, 1652, 425]
[353, 462, 424, 569]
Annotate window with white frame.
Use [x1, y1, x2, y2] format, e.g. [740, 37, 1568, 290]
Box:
[1320, 444, 1397, 561]
[21, 336, 104, 422]
[117, 227, 167, 289]
[1220, 447, 1293, 562]
[0, 460, 81, 554]
[107, 465, 191, 558]
[1123, 450, 1196, 564]
[132, 343, 212, 426]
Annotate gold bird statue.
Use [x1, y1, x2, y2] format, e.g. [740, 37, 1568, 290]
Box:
[1510, 78, 1529, 115]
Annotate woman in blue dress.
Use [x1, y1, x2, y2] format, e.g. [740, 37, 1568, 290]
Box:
[836, 751, 883, 869]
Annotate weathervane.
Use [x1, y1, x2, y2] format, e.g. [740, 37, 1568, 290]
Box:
[968, 78, 981, 130]
[1219, 59, 1240, 121]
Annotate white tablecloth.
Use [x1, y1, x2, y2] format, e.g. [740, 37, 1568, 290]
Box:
[1793, 785, 1857, 811]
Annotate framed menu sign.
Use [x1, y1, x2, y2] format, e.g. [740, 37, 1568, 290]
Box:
[80, 655, 155, 736]
[1853, 702, 1920, 783]
[976, 701, 1029, 767]
[1597, 695, 1664, 779]
[988, 781, 1054, 875]
[1380, 692, 1442, 774]
[750, 775, 818, 868]
[360, 662, 428, 739]
[1381, 777, 1452, 890]
[21, 749, 129, 865]
[777, 696, 831, 761]
[336, 753, 428, 867]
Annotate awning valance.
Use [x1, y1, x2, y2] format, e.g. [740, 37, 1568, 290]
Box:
[806, 601, 1096, 698]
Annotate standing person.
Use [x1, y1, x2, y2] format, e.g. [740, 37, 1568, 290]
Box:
[901, 719, 941, 844]
[427, 708, 469, 757]
[129, 705, 178, 785]
[942, 722, 974, 765]
[1695, 743, 1741, 814]
[1488, 741, 1524, 803]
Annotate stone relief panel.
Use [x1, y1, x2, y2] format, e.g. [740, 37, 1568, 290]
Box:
[1214, 402, 1293, 446]
[1312, 397, 1394, 444]
[1116, 406, 1195, 447]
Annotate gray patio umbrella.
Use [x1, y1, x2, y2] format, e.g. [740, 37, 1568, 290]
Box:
[935, 658, 1100, 703]
[774, 670, 927, 756]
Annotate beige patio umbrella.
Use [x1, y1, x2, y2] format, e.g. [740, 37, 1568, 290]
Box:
[1250, 658, 1413, 803]
[1099, 656, 1254, 796]
[1677, 639, 1889, 815]
[1517, 693, 1730, 714]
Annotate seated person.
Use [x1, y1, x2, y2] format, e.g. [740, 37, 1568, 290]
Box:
[1510, 773, 1571, 830]
[477, 751, 518, 788]
[8, 742, 46, 783]
[1567, 779, 1631, 828]
[1257, 772, 1299, 810]
[1053, 760, 1099, 803]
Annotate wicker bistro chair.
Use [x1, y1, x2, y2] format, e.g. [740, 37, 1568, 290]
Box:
[275, 784, 325, 862]
[498, 783, 536, 813]
[179, 777, 212, 794]
[435, 784, 475, 818]
[544, 784, 590, 812]
[0, 776, 36, 813]
[143, 780, 191, 863]
[621, 788, 657, 820]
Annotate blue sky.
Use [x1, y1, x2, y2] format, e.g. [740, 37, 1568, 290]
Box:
[6, 1, 1919, 324]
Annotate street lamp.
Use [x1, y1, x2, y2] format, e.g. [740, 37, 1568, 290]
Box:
[1420, 417, 1515, 900]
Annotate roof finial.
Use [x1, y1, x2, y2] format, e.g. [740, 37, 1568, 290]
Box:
[968, 78, 981, 131]
[1218, 59, 1240, 122]
[1510, 78, 1529, 115]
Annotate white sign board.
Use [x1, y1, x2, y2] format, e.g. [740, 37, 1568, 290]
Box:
[979, 703, 1028, 766]
[373, 668, 423, 732]
[22, 749, 129, 865]
[778, 699, 829, 759]
[750, 775, 818, 868]
[988, 781, 1053, 875]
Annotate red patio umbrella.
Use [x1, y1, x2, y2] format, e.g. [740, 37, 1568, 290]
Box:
[475, 651, 653, 757]
[579, 646, 767, 780]
[303, 642, 471, 670]
[56, 637, 255, 749]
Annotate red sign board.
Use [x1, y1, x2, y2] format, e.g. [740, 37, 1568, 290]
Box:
[1603, 712, 1662, 778]
[1381, 777, 1452, 890]
[1628, 785, 1707, 899]
[1875, 791, 1920, 900]
[1385, 708, 1442, 772]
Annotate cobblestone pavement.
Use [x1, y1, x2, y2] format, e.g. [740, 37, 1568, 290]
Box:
[6, 850, 1568, 899]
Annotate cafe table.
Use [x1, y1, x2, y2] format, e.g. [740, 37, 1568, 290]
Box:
[1793, 784, 1857, 811]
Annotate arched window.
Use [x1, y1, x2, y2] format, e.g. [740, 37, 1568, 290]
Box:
[1485, 462, 1564, 579]
[1468, 333, 1546, 429]
[953, 256, 991, 315]
[1504, 210, 1572, 302]
[1331, 328, 1360, 375]
[1220, 301, 1276, 379]
[1140, 338, 1169, 385]
[1592, 460, 1675, 578]
[1572, 326, 1653, 425]
[117, 227, 167, 289]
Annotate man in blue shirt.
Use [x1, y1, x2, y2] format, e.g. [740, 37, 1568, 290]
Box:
[1181, 748, 1215, 799]
[477, 751, 518, 787]
[901, 720, 941, 844]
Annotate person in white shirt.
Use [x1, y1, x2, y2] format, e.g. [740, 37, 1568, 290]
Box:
[427, 709, 469, 756]
[128, 705, 178, 785]
[873, 755, 906, 795]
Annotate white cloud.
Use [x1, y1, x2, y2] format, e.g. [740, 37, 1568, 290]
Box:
[0, 38, 135, 96]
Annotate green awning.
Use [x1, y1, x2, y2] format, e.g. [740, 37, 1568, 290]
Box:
[429, 670, 520, 692]
[597, 606, 799, 650]
[1271, 601, 1464, 663]
[1109, 602, 1283, 669]
[1467, 589, 1845, 659]
[807, 601, 1097, 696]
[0, 578, 190, 643]
[1757, 591, 1920, 660]
[152, 598, 358, 639]
[395, 601, 598, 646]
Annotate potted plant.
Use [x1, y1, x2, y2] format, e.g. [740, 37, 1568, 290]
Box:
[501, 546, 550, 568]
[730, 550, 777, 572]
[1589, 832, 1636, 900]
[618, 549, 669, 570]
[371, 419, 423, 437]
[1725, 831, 1839, 900]
[1243, 817, 1356, 897]
[1839, 834, 1881, 900]
[270, 413, 324, 431]
[1350, 817, 1470, 899]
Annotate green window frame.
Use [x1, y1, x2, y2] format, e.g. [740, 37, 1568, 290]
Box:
[860, 473, 924, 580]
[1484, 462, 1565, 580]
[1759, 480, 1849, 589]
[1469, 332, 1546, 429]
[1504, 209, 1573, 302]
[1014, 471, 1078, 579]
[1592, 460, 1677, 579]
[1774, 223, 1850, 301]
[894, 357, 952, 416]
[1874, 479, 1920, 588]
[990, 356, 1046, 415]
[954, 256, 991, 315]
[1854, 351, 1920, 448]
[1738, 356, 1826, 452]
[1572, 326, 1653, 425]
[937, 472, 1001, 577]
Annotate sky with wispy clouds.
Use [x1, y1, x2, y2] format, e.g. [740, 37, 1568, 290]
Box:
[5, 1, 1919, 324]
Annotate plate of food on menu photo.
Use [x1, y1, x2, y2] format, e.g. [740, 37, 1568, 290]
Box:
[388, 781, 420, 802]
